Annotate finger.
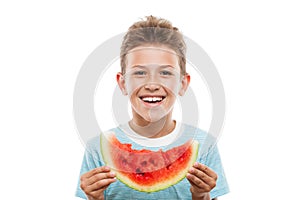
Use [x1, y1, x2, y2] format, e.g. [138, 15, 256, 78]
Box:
[188, 178, 206, 194]
[186, 172, 211, 193]
[81, 166, 111, 180]
[87, 184, 110, 199]
[188, 167, 215, 186]
[86, 177, 117, 193]
[85, 171, 116, 186]
[192, 162, 218, 180]
[193, 170, 216, 189]
[88, 183, 110, 200]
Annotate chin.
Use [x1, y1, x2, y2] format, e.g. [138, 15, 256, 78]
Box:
[141, 110, 171, 123]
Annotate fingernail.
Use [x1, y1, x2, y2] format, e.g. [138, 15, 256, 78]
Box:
[110, 172, 116, 176]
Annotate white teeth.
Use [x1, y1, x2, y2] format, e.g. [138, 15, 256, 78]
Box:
[142, 97, 163, 102]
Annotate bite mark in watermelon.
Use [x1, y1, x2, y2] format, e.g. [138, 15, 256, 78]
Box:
[100, 132, 199, 192]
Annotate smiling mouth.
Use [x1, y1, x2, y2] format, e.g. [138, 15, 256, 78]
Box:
[139, 96, 166, 103]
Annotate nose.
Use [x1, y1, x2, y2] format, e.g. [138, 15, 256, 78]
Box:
[144, 82, 160, 91]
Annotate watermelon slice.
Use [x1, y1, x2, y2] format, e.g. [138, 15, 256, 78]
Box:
[100, 132, 199, 192]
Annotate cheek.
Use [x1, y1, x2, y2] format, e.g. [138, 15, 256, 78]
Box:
[125, 80, 142, 95]
[161, 79, 181, 95]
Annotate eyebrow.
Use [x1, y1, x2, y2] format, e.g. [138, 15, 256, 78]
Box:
[130, 64, 175, 68]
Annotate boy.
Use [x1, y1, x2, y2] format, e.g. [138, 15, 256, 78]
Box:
[76, 16, 229, 200]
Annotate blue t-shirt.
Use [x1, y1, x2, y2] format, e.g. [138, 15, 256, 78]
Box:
[76, 123, 229, 199]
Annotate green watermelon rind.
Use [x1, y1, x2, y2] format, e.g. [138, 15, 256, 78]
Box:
[100, 132, 199, 193]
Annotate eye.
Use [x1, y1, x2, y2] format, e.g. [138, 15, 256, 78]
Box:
[160, 70, 173, 76]
[133, 70, 147, 76]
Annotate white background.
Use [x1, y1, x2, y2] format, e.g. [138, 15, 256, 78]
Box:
[1, 0, 299, 199]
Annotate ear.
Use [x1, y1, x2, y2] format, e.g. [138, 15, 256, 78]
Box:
[178, 73, 190, 96]
[116, 72, 128, 95]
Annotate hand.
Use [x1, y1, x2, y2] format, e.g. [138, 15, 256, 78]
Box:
[186, 162, 218, 199]
[80, 166, 117, 200]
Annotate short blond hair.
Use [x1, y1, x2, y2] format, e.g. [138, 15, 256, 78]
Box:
[120, 16, 186, 75]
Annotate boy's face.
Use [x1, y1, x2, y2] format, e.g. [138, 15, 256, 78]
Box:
[117, 45, 190, 124]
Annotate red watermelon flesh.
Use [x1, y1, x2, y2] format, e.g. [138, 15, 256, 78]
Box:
[100, 132, 199, 192]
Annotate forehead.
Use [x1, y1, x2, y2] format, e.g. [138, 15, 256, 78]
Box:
[126, 45, 179, 68]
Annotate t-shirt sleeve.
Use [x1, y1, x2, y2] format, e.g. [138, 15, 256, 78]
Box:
[200, 145, 230, 199]
[75, 137, 103, 199]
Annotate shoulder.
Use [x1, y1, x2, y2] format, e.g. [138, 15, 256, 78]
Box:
[179, 123, 211, 143]
[84, 126, 123, 155]
[178, 123, 220, 161]
[86, 126, 122, 146]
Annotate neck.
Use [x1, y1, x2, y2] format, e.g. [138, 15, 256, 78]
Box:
[129, 115, 176, 138]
